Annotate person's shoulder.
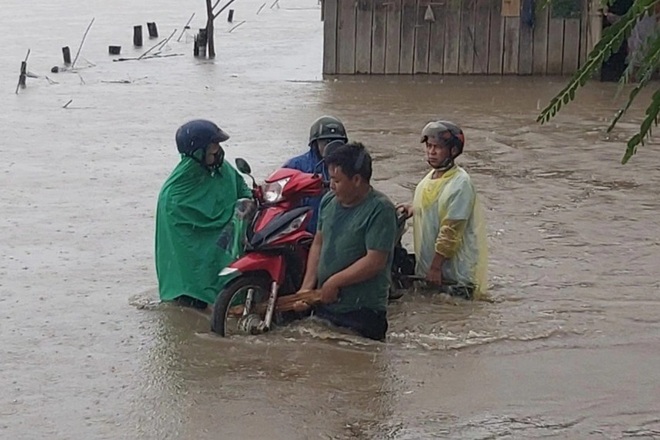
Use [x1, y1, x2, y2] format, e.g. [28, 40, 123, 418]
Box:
[448, 167, 477, 196]
[369, 189, 396, 212]
[455, 166, 472, 177]
[443, 166, 469, 184]
[222, 162, 240, 174]
[320, 191, 337, 209]
[453, 166, 475, 185]
[283, 150, 313, 170]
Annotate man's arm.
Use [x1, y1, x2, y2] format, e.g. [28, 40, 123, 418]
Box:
[427, 179, 475, 284]
[320, 202, 397, 303]
[236, 169, 253, 199]
[298, 231, 323, 291]
[395, 203, 413, 219]
[322, 250, 389, 293]
[427, 221, 467, 285]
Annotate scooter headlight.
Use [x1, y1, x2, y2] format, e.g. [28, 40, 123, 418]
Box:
[262, 177, 290, 203]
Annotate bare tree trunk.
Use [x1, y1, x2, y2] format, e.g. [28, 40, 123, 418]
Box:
[205, 0, 216, 58]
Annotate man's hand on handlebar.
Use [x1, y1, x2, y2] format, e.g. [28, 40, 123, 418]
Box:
[396, 203, 413, 219]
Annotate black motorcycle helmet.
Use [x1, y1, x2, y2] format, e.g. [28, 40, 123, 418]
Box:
[175, 119, 230, 171]
[308, 116, 348, 147]
[420, 120, 465, 170]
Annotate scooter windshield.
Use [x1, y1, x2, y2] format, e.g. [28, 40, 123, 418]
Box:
[216, 198, 257, 259]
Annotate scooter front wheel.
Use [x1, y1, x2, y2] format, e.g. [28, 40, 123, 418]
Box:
[211, 274, 271, 337]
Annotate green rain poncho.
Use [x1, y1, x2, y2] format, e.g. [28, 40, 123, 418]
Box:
[155, 157, 252, 305]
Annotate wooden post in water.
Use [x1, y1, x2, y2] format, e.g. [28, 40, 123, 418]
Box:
[147, 22, 159, 38]
[19, 61, 27, 88]
[198, 28, 208, 57]
[62, 46, 72, 65]
[193, 36, 200, 56]
[133, 25, 143, 47]
[15, 49, 30, 94]
[228, 9, 234, 22]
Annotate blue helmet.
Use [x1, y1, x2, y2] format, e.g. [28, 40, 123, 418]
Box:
[175, 119, 230, 156]
[175, 119, 230, 171]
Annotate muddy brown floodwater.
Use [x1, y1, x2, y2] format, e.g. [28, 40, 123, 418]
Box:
[1, 0, 659, 438]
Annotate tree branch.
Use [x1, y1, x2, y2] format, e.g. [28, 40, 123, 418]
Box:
[72, 18, 95, 68]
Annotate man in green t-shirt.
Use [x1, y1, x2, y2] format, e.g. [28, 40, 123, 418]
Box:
[296, 142, 398, 341]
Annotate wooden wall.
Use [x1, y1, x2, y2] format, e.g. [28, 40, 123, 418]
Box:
[322, 0, 602, 75]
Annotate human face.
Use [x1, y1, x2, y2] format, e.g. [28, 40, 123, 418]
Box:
[205, 143, 222, 166]
[317, 139, 329, 157]
[329, 164, 360, 205]
[425, 138, 452, 169]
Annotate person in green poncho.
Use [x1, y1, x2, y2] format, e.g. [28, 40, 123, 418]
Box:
[155, 119, 253, 310]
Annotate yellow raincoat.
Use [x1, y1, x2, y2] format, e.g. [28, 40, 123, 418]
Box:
[412, 166, 488, 298]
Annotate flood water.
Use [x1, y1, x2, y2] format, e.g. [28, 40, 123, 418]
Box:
[1, 0, 660, 439]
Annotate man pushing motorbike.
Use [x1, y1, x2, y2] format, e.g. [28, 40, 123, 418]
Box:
[294, 141, 398, 341]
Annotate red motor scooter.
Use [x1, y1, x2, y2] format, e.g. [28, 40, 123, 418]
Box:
[210, 155, 414, 337]
[210, 157, 325, 336]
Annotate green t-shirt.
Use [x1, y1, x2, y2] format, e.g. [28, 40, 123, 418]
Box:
[316, 188, 398, 313]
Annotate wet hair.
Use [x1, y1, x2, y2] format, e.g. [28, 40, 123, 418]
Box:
[325, 141, 372, 182]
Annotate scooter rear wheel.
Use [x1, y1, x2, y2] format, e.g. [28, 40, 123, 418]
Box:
[211, 275, 271, 337]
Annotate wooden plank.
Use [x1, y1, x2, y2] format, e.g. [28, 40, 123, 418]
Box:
[459, 0, 476, 74]
[385, 0, 402, 73]
[323, 0, 339, 74]
[355, 0, 373, 73]
[399, 0, 417, 74]
[502, 16, 519, 74]
[551, 0, 581, 19]
[414, 2, 431, 73]
[518, 17, 533, 74]
[371, 0, 387, 73]
[337, 0, 357, 74]
[443, 0, 462, 74]
[428, 1, 446, 74]
[562, 18, 580, 74]
[585, 0, 601, 65]
[532, 3, 549, 74]
[488, 0, 503, 74]
[472, 0, 490, 74]
[579, 0, 587, 66]
[501, 0, 520, 16]
[588, 0, 601, 50]
[547, 17, 564, 74]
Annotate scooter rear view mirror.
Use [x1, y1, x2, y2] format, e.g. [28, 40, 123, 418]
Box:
[235, 158, 257, 188]
[235, 158, 252, 175]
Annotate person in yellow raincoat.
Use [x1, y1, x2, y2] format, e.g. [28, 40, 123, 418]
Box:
[398, 121, 487, 299]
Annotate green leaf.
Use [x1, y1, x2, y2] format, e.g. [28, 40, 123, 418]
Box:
[537, 3, 643, 124]
[621, 87, 660, 163]
[539, 0, 660, 164]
